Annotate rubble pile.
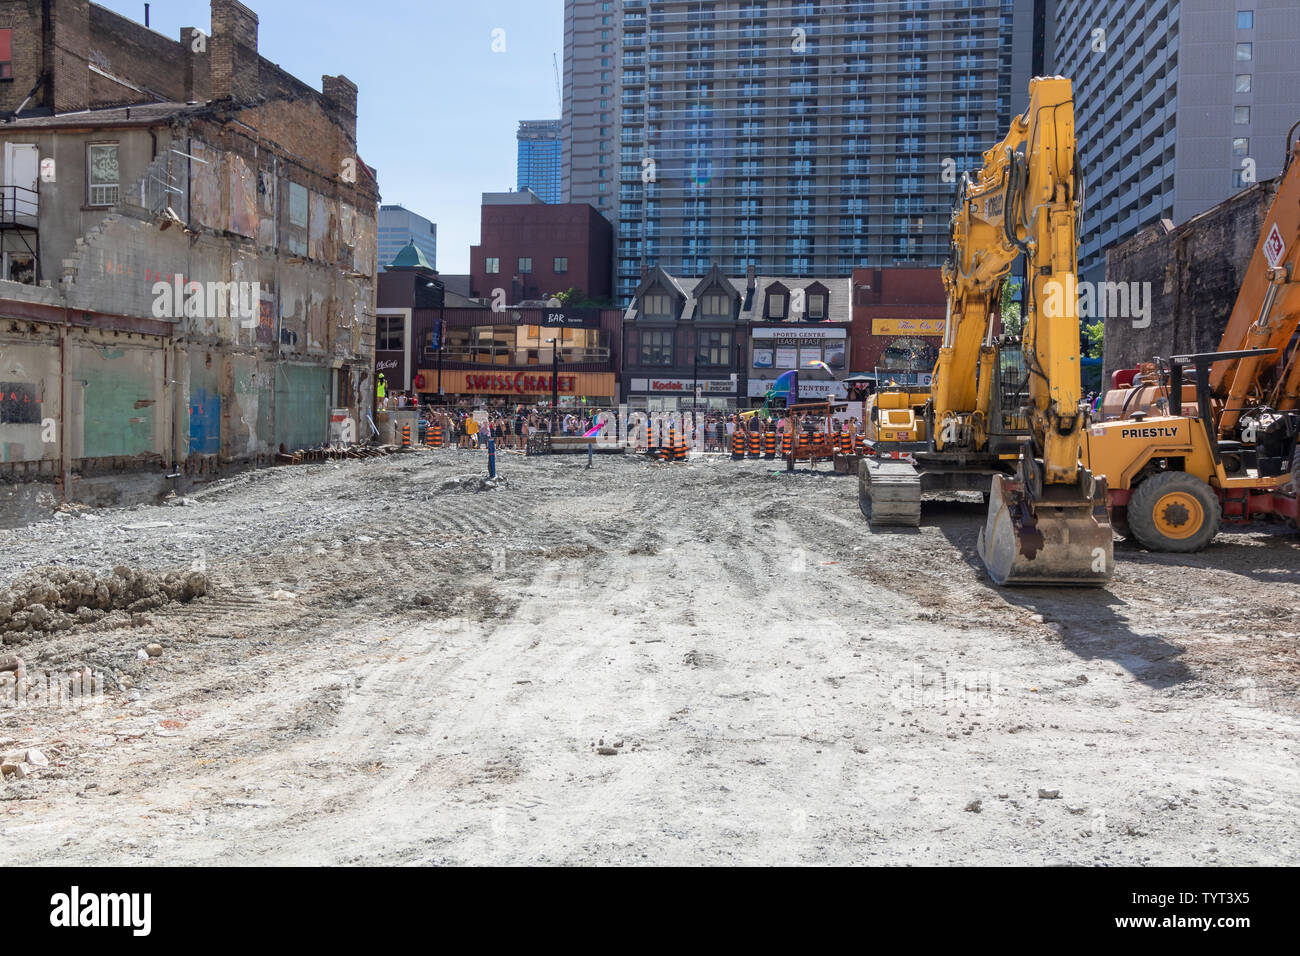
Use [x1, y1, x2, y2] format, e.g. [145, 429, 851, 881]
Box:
[0, 566, 209, 641]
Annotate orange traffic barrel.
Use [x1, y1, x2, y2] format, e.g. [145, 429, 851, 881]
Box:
[432, 424, 443, 447]
[763, 429, 776, 459]
[780, 431, 792, 456]
[731, 429, 744, 460]
[797, 431, 810, 456]
[674, 430, 687, 462]
[401, 423, 412, 449]
[663, 425, 675, 461]
[747, 429, 761, 458]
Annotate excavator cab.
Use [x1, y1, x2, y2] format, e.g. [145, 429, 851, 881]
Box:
[865, 387, 930, 445]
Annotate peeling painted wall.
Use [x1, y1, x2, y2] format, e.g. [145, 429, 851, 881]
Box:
[78, 342, 159, 459]
[0, 332, 60, 464]
[0, 95, 378, 475]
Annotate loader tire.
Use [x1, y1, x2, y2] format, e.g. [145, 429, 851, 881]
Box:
[1128, 471, 1221, 553]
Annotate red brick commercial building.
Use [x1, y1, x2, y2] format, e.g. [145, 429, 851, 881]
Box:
[850, 268, 947, 384]
[376, 246, 620, 407]
[468, 190, 613, 305]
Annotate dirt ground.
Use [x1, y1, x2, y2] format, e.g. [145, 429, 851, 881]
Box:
[0, 447, 1297, 865]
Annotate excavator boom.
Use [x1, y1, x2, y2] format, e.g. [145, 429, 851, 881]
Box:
[968, 77, 1112, 585]
[1211, 124, 1300, 435]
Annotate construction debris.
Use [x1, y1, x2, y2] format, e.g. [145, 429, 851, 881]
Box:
[0, 567, 208, 641]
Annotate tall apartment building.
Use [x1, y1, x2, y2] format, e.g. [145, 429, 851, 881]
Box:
[1052, 0, 1300, 281]
[517, 120, 563, 202]
[561, 0, 621, 213]
[564, 0, 1017, 305]
[378, 204, 437, 272]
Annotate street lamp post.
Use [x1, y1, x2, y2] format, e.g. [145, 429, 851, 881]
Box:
[546, 336, 561, 432]
[692, 330, 699, 412]
[424, 279, 446, 402]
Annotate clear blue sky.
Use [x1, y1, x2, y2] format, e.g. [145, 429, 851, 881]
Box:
[99, 0, 564, 273]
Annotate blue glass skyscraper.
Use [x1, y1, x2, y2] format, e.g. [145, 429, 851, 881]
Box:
[517, 120, 562, 204]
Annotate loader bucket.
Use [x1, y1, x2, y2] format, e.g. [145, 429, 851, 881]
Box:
[977, 473, 1113, 586]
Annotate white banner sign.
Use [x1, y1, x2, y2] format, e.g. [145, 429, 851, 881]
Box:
[748, 379, 849, 399]
[752, 327, 847, 342]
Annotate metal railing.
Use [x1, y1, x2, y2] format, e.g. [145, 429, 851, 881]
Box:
[0, 185, 38, 226]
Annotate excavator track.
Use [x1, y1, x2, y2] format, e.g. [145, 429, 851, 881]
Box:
[858, 457, 922, 527]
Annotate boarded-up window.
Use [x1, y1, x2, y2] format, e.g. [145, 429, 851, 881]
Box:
[0, 383, 41, 424]
[189, 141, 222, 229]
[289, 182, 308, 227]
[286, 181, 308, 256]
[228, 153, 258, 238]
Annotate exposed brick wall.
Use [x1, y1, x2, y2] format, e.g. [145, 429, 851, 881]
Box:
[850, 267, 946, 373]
[87, 3, 185, 104]
[4, 1, 354, 140]
[180, 26, 210, 102]
[1103, 179, 1280, 383]
[0, 0, 46, 115]
[209, 0, 256, 102]
[470, 204, 614, 302]
[51, 0, 90, 113]
[321, 74, 356, 143]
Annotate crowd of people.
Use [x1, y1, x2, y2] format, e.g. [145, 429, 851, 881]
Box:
[386, 403, 866, 453]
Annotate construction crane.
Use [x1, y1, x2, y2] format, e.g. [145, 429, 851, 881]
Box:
[859, 76, 1113, 585]
[1082, 123, 1300, 551]
[553, 53, 563, 114]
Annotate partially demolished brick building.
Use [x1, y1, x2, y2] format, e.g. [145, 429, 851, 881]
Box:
[0, 0, 378, 502]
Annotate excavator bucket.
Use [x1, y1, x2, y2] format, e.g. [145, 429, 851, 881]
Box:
[977, 473, 1113, 586]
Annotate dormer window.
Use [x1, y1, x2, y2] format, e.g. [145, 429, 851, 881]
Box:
[808, 292, 825, 320]
[766, 292, 787, 320]
[803, 281, 830, 321]
[643, 292, 672, 318]
[700, 292, 731, 319]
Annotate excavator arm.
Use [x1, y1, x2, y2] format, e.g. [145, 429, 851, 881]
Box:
[934, 133, 1015, 451]
[940, 76, 1086, 477]
[1211, 122, 1300, 435]
[962, 77, 1112, 585]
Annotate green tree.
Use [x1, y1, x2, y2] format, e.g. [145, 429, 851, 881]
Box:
[1083, 320, 1104, 359]
[547, 287, 617, 309]
[999, 276, 1023, 336]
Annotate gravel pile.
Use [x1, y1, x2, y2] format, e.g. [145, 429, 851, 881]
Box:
[0, 566, 209, 641]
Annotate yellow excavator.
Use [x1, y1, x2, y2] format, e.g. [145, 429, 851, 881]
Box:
[859, 76, 1113, 585]
[1080, 122, 1300, 549]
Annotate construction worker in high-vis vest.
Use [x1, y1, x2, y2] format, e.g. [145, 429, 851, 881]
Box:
[376, 373, 387, 406]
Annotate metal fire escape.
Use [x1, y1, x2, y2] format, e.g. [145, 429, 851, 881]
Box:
[0, 183, 40, 284]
